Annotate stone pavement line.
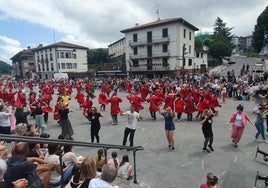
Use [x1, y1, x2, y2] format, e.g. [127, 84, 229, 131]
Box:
[26, 89, 268, 188]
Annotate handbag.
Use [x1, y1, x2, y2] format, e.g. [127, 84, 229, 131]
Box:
[26, 173, 43, 188]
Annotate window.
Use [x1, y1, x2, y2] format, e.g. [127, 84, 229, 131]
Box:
[163, 44, 168, 53]
[189, 45, 191, 54]
[66, 63, 72, 69]
[49, 48, 52, 52]
[38, 64, 41, 72]
[133, 34, 137, 42]
[196, 52, 199, 58]
[61, 63, 65, 69]
[50, 53, 53, 61]
[147, 31, 152, 43]
[133, 60, 138, 67]
[189, 31, 192, 40]
[73, 63, 77, 69]
[147, 46, 152, 57]
[73, 49, 76, 52]
[73, 54, 77, 59]
[37, 56, 40, 62]
[133, 47, 138, 55]
[66, 52, 72, 58]
[51, 63, 54, 71]
[188, 59, 192, 66]
[162, 58, 168, 67]
[183, 29, 186, 38]
[60, 52, 64, 58]
[201, 53, 203, 58]
[46, 62, 49, 71]
[162, 28, 168, 37]
[57, 52, 59, 58]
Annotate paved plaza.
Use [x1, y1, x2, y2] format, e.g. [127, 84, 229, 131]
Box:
[24, 89, 268, 188]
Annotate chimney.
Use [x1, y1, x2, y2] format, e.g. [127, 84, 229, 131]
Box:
[27, 46, 31, 50]
[38, 44, 43, 47]
[135, 23, 139, 26]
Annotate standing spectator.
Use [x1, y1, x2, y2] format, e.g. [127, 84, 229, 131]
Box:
[254, 105, 268, 142]
[58, 103, 74, 138]
[118, 155, 133, 181]
[159, 107, 176, 151]
[200, 109, 217, 153]
[108, 92, 122, 125]
[121, 104, 142, 148]
[88, 164, 119, 188]
[5, 101, 16, 132]
[226, 105, 254, 148]
[87, 107, 103, 143]
[0, 102, 12, 135]
[107, 151, 119, 170]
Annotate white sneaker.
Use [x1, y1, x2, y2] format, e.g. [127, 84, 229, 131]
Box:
[263, 140, 268, 143]
[254, 138, 259, 142]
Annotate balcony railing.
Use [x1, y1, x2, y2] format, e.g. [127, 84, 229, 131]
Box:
[129, 36, 169, 46]
[0, 134, 144, 187]
[129, 52, 170, 59]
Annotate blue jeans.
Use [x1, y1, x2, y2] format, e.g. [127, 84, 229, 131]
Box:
[255, 122, 266, 140]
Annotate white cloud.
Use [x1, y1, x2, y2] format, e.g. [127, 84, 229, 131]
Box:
[0, 35, 22, 64]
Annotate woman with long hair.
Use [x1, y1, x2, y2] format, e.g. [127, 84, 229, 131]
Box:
[87, 107, 103, 143]
[118, 154, 133, 180]
[200, 109, 217, 153]
[78, 156, 97, 188]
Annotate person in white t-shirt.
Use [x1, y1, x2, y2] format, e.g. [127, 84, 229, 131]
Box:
[88, 164, 119, 188]
[121, 104, 142, 147]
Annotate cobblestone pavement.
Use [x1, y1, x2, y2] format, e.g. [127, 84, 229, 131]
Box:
[24, 89, 268, 188]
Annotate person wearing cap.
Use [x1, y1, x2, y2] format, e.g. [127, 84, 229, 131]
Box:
[226, 105, 254, 148]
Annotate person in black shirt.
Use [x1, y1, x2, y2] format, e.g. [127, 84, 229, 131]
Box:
[87, 107, 103, 143]
[200, 109, 217, 153]
[15, 105, 31, 125]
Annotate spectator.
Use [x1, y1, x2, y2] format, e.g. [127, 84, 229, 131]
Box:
[107, 151, 119, 170]
[118, 155, 133, 181]
[4, 142, 55, 188]
[95, 149, 105, 172]
[88, 164, 119, 188]
[0, 102, 12, 135]
[200, 172, 219, 188]
[77, 156, 97, 188]
[44, 144, 73, 187]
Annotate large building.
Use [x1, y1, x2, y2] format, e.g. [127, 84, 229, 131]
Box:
[32, 41, 88, 79]
[108, 37, 125, 58]
[121, 18, 199, 78]
[11, 46, 35, 80]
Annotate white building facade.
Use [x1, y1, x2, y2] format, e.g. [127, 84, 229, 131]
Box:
[108, 37, 126, 58]
[32, 42, 88, 79]
[121, 18, 199, 78]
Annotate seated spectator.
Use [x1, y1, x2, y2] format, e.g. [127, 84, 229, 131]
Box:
[26, 142, 45, 159]
[39, 133, 50, 156]
[95, 149, 105, 172]
[107, 151, 119, 170]
[88, 164, 119, 188]
[62, 145, 83, 187]
[4, 142, 55, 188]
[14, 123, 27, 136]
[45, 144, 73, 187]
[118, 155, 133, 180]
[0, 159, 29, 188]
[76, 156, 97, 188]
[0, 142, 8, 159]
[24, 124, 39, 137]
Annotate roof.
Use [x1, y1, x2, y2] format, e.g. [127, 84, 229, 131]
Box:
[121, 18, 199, 33]
[32, 41, 89, 51]
[108, 37, 125, 47]
[10, 49, 34, 60]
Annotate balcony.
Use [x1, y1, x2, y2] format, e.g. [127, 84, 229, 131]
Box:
[131, 63, 170, 72]
[129, 52, 170, 60]
[129, 36, 169, 47]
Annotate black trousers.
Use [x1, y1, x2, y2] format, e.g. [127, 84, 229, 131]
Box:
[91, 126, 100, 143]
[122, 127, 136, 146]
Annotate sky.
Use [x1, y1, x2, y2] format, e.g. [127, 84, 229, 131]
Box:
[0, 0, 267, 64]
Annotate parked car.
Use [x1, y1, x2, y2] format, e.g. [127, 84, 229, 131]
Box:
[252, 62, 265, 72]
[228, 57, 236, 64]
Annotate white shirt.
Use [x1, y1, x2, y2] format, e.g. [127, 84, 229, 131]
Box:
[123, 111, 140, 130]
[44, 154, 61, 184]
[234, 114, 243, 127]
[0, 111, 11, 127]
[88, 178, 119, 188]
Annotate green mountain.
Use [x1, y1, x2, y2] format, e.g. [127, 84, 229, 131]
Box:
[0, 60, 12, 74]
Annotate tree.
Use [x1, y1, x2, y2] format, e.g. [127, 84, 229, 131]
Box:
[210, 17, 234, 58]
[253, 6, 268, 52]
[87, 48, 109, 65]
[194, 37, 203, 50]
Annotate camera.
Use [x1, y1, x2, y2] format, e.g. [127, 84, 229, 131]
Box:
[207, 176, 218, 186]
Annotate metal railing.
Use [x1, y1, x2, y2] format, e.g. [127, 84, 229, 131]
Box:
[0, 134, 144, 186]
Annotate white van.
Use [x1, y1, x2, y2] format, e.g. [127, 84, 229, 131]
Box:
[53, 73, 68, 81]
